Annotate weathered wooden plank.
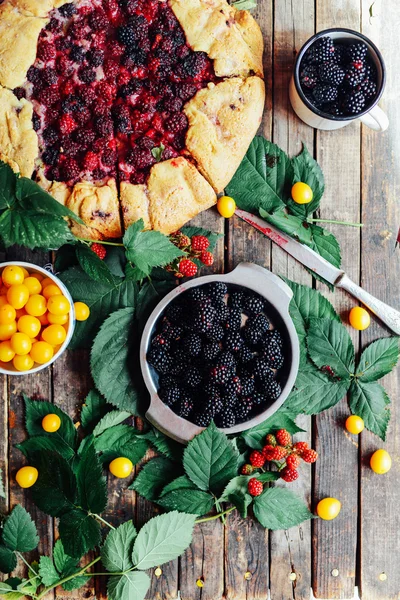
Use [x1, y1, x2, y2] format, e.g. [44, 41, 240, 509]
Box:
[313, 2, 361, 597]
[359, 2, 400, 598]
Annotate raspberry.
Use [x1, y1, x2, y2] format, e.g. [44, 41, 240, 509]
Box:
[281, 468, 299, 483]
[89, 11, 108, 31]
[38, 86, 60, 106]
[60, 114, 78, 135]
[249, 450, 265, 468]
[293, 441, 309, 456]
[286, 454, 301, 470]
[91, 243, 107, 260]
[84, 151, 99, 171]
[200, 251, 214, 266]
[248, 478, 263, 497]
[266, 434, 276, 446]
[241, 464, 254, 475]
[276, 429, 292, 447]
[166, 113, 188, 133]
[263, 445, 287, 461]
[302, 449, 318, 464]
[37, 42, 56, 61]
[61, 157, 80, 181]
[261, 444, 275, 461]
[191, 235, 210, 252]
[179, 259, 197, 278]
[78, 86, 96, 106]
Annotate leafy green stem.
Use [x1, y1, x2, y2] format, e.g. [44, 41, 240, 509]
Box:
[16, 552, 39, 576]
[76, 237, 124, 247]
[92, 513, 116, 530]
[307, 218, 363, 228]
[195, 507, 236, 524]
[36, 556, 102, 600]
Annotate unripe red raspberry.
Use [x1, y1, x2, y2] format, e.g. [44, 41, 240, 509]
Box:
[248, 478, 263, 497]
[200, 251, 214, 266]
[249, 450, 265, 468]
[293, 441, 309, 456]
[276, 429, 292, 447]
[178, 259, 197, 277]
[266, 434, 277, 446]
[241, 463, 254, 475]
[262, 444, 276, 461]
[281, 467, 299, 482]
[177, 235, 191, 249]
[271, 446, 288, 460]
[286, 454, 301, 470]
[91, 243, 106, 260]
[302, 449, 318, 463]
[191, 235, 210, 252]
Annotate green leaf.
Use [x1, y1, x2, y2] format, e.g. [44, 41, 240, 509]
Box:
[220, 473, 279, 503]
[75, 437, 107, 514]
[59, 267, 138, 349]
[81, 390, 110, 433]
[23, 395, 78, 452]
[91, 308, 144, 414]
[29, 451, 77, 517]
[38, 556, 59, 587]
[159, 475, 197, 496]
[94, 425, 149, 465]
[307, 318, 355, 379]
[53, 539, 78, 577]
[311, 225, 341, 269]
[92, 411, 131, 437]
[108, 571, 150, 600]
[285, 364, 350, 415]
[2, 505, 39, 553]
[356, 338, 400, 382]
[0, 209, 74, 250]
[59, 509, 101, 559]
[15, 177, 84, 224]
[288, 145, 325, 217]
[123, 220, 184, 276]
[241, 408, 305, 450]
[226, 137, 289, 214]
[253, 487, 313, 530]
[145, 428, 183, 462]
[136, 280, 176, 332]
[129, 457, 178, 502]
[184, 422, 239, 496]
[260, 208, 313, 246]
[151, 143, 165, 162]
[132, 512, 196, 571]
[349, 380, 391, 441]
[0, 546, 17, 574]
[62, 575, 87, 592]
[231, 0, 257, 9]
[76, 245, 117, 285]
[101, 521, 137, 573]
[0, 468, 5, 499]
[0, 161, 16, 210]
[16, 435, 75, 463]
[158, 487, 214, 516]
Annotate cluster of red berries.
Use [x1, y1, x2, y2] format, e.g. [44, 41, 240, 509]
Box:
[244, 429, 318, 496]
[167, 233, 214, 278]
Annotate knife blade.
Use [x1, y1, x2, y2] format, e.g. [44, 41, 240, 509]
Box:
[235, 208, 400, 335]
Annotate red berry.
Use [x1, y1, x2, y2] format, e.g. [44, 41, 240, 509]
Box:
[176, 235, 191, 249]
[83, 151, 99, 171]
[249, 450, 265, 468]
[178, 259, 197, 278]
[91, 243, 107, 260]
[37, 42, 56, 61]
[293, 441, 309, 456]
[200, 251, 214, 266]
[191, 235, 210, 252]
[60, 114, 77, 135]
[281, 468, 299, 483]
[241, 464, 254, 475]
[286, 454, 301, 470]
[263, 445, 287, 461]
[248, 478, 263, 497]
[266, 434, 277, 446]
[302, 449, 318, 464]
[262, 444, 276, 461]
[276, 429, 292, 447]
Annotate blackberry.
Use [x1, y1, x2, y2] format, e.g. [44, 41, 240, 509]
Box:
[347, 42, 368, 62]
[191, 300, 216, 333]
[206, 323, 225, 342]
[229, 291, 245, 310]
[58, 3, 77, 17]
[224, 308, 242, 331]
[214, 301, 229, 323]
[95, 115, 114, 136]
[151, 334, 171, 351]
[307, 37, 335, 64]
[166, 113, 188, 133]
[42, 146, 59, 166]
[333, 44, 348, 64]
[359, 79, 377, 100]
[161, 320, 183, 341]
[176, 393, 194, 418]
[364, 62, 377, 81]
[252, 391, 268, 406]
[243, 325, 263, 347]
[184, 366, 203, 389]
[187, 287, 206, 301]
[313, 84, 338, 105]
[70, 45, 86, 63]
[224, 331, 244, 353]
[165, 303, 183, 323]
[159, 385, 180, 406]
[237, 345, 254, 365]
[224, 376, 241, 396]
[242, 294, 264, 316]
[263, 342, 284, 370]
[252, 358, 274, 382]
[159, 375, 178, 389]
[209, 364, 232, 385]
[264, 379, 282, 401]
[207, 282, 228, 303]
[118, 25, 138, 46]
[193, 410, 213, 428]
[222, 393, 237, 409]
[27, 66, 41, 84]
[216, 408, 236, 428]
[79, 67, 96, 84]
[42, 68, 58, 86]
[240, 376, 255, 396]
[318, 62, 345, 85]
[342, 90, 366, 115]
[32, 113, 41, 132]
[147, 348, 172, 374]
[300, 65, 318, 89]
[43, 126, 59, 145]
[344, 63, 366, 88]
[232, 399, 252, 422]
[175, 83, 198, 102]
[183, 333, 202, 357]
[325, 102, 344, 117]
[261, 329, 283, 349]
[179, 52, 208, 77]
[217, 351, 236, 370]
[203, 342, 221, 362]
[201, 395, 223, 418]
[87, 49, 104, 67]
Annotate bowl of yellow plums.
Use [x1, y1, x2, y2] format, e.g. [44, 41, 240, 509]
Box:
[0, 262, 88, 375]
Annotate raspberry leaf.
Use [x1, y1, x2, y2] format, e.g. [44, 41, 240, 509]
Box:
[131, 512, 196, 571]
[286, 364, 350, 415]
[107, 571, 150, 600]
[101, 521, 137, 573]
[355, 338, 400, 382]
[288, 145, 325, 217]
[75, 436, 107, 514]
[38, 556, 59, 587]
[94, 425, 149, 465]
[151, 143, 165, 162]
[53, 539, 78, 578]
[307, 318, 355, 379]
[183, 422, 239, 496]
[349, 380, 391, 440]
[22, 395, 78, 451]
[92, 410, 132, 437]
[28, 451, 77, 518]
[16, 436, 75, 463]
[157, 488, 214, 516]
[129, 457, 179, 502]
[0, 161, 17, 210]
[2, 505, 39, 553]
[123, 220, 184, 277]
[253, 487, 313, 529]
[59, 509, 101, 559]
[0, 209, 74, 250]
[15, 177, 84, 224]
[241, 408, 305, 450]
[232, 0, 257, 9]
[136, 280, 176, 333]
[76, 245, 117, 286]
[81, 390, 111, 433]
[0, 546, 17, 574]
[144, 428, 184, 462]
[260, 208, 313, 246]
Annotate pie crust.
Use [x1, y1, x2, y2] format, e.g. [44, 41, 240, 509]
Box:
[0, 0, 265, 239]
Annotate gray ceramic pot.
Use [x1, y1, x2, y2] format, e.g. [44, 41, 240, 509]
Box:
[140, 263, 300, 443]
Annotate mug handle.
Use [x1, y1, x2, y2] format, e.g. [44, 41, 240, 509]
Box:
[359, 105, 389, 132]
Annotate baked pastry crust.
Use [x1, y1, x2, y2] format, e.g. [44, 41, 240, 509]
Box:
[120, 183, 151, 231]
[0, 86, 38, 177]
[8, 0, 73, 18]
[0, 3, 47, 89]
[185, 77, 265, 193]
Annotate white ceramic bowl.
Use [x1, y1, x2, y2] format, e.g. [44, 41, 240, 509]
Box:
[0, 262, 76, 376]
[140, 263, 300, 443]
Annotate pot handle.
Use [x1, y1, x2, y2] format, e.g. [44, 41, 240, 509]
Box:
[231, 262, 294, 310]
[359, 105, 389, 132]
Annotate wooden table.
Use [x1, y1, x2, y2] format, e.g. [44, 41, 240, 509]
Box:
[1, 0, 400, 598]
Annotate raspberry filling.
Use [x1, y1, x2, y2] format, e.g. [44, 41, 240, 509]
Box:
[18, 0, 217, 186]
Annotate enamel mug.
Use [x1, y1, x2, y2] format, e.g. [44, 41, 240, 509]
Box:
[290, 28, 388, 132]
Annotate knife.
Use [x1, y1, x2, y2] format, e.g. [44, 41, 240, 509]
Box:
[236, 208, 400, 336]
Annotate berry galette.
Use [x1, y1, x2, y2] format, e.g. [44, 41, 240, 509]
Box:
[0, 0, 265, 239]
